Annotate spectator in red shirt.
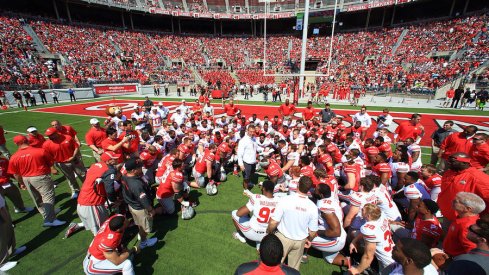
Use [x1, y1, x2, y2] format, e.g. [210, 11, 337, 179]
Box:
[443, 88, 455, 108]
[443, 192, 485, 257]
[101, 128, 130, 164]
[438, 152, 489, 222]
[469, 133, 489, 171]
[394, 113, 424, 144]
[278, 99, 297, 119]
[302, 101, 316, 121]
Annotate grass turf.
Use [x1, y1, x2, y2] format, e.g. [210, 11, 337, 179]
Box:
[0, 97, 471, 275]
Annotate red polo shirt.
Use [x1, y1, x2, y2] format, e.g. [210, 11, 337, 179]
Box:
[88, 215, 124, 261]
[440, 133, 473, 159]
[42, 135, 78, 163]
[78, 162, 109, 206]
[58, 125, 77, 139]
[8, 146, 53, 177]
[443, 215, 478, 257]
[469, 142, 489, 169]
[438, 167, 489, 221]
[278, 104, 296, 116]
[101, 137, 124, 163]
[85, 127, 107, 148]
[302, 107, 316, 121]
[395, 121, 423, 141]
[224, 104, 239, 116]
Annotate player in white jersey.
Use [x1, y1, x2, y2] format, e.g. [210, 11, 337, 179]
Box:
[370, 175, 402, 221]
[389, 146, 411, 190]
[148, 108, 163, 133]
[232, 181, 280, 249]
[343, 177, 377, 234]
[130, 107, 148, 131]
[349, 204, 395, 274]
[310, 184, 348, 265]
[406, 138, 422, 171]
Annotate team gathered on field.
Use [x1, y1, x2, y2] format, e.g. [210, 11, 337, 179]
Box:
[1, 93, 489, 275]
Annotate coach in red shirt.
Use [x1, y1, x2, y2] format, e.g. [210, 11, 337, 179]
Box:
[85, 118, 107, 162]
[438, 125, 477, 172]
[278, 99, 297, 119]
[8, 135, 65, 227]
[443, 192, 485, 257]
[51, 120, 81, 146]
[469, 133, 489, 171]
[394, 113, 424, 143]
[438, 153, 489, 222]
[302, 101, 316, 121]
[223, 99, 240, 118]
[43, 127, 86, 199]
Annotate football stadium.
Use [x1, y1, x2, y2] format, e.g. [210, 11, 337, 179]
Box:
[0, 0, 488, 274]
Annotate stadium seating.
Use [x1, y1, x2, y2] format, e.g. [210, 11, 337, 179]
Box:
[0, 13, 487, 91]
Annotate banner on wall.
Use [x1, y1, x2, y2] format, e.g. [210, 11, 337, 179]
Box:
[94, 84, 138, 95]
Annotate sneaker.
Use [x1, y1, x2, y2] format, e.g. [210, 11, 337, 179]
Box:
[64, 223, 81, 238]
[0, 261, 18, 272]
[14, 206, 34, 213]
[212, 185, 217, 194]
[55, 208, 61, 214]
[13, 246, 26, 256]
[232, 232, 246, 243]
[139, 237, 157, 249]
[43, 219, 66, 227]
[301, 254, 309, 264]
[71, 192, 79, 200]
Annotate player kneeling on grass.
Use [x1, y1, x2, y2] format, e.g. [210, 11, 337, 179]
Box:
[156, 159, 195, 220]
[83, 215, 138, 275]
[308, 184, 348, 266]
[65, 151, 121, 238]
[192, 144, 218, 195]
[232, 180, 280, 250]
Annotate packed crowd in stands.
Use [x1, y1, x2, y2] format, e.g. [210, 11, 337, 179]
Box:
[235, 69, 275, 85]
[0, 13, 487, 94]
[3, 94, 489, 273]
[200, 69, 236, 89]
[0, 16, 55, 89]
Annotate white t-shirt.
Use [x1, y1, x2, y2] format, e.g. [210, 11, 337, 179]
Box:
[353, 112, 372, 128]
[360, 215, 395, 268]
[246, 194, 280, 232]
[317, 197, 347, 242]
[272, 193, 319, 240]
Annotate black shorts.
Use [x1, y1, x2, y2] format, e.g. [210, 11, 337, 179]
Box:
[243, 162, 256, 181]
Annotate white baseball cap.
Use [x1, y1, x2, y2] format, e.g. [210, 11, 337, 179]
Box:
[27, 127, 37, 133]
[158, 102, 163, 106]
[90, 118, 99, 125]
[133, 105, 139, 110]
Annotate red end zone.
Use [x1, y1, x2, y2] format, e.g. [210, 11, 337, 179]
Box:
[33, 99, 489, 147]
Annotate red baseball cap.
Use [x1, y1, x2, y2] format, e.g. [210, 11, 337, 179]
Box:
[13, 135, 28, 145]
[44, 127, 58, 136]
[101, 151, 121, 162]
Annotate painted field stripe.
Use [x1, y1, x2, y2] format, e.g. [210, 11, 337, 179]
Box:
[30, 110, 106, 119]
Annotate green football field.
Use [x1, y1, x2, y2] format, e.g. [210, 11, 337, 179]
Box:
[0, 96, 485, 275]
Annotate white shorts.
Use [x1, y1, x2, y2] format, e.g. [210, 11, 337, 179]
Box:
[231, 210, 266, 243]
[77, 204, 109, 235]
[83, 254, 134, 275]
[311, 234, 346, 263]
[192, 167, 205, 187]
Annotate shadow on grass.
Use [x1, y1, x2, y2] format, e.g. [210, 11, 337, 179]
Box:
[133, 213, 179, 274]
